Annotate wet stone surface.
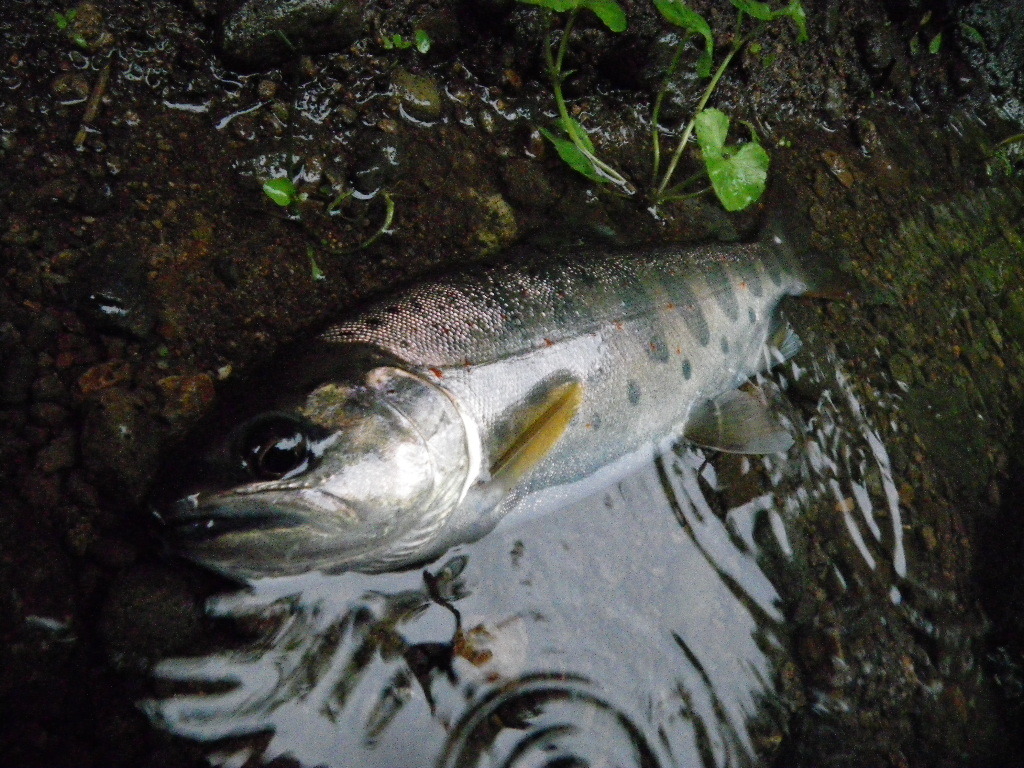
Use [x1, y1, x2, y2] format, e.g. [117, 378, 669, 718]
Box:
[1, 0, 1024, 765]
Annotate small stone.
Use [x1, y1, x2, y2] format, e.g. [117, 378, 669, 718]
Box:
[256, 78, 279, 100]
[35, 431, 77, 473]
[391, 69, 443, 123]
[157, 373, 216, 428]
[30, 402, 69, 427]
[81, 388, 163, 505]
[78, 361, 132, 395]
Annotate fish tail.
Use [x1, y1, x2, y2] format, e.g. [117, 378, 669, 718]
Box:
[761, 202, 860, 301]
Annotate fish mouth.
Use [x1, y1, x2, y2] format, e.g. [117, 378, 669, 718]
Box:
[163, 499, 306, 543]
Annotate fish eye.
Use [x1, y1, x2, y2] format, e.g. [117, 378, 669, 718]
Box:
[236, 414, 312, 481]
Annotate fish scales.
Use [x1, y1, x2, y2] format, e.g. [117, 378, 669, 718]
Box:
[321, 242, 804, 498]
[160, 230, 815, 578]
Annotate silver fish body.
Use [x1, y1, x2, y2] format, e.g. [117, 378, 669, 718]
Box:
[162, 230, 814, 579]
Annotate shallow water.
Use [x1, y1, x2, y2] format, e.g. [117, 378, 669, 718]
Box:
[143, 340, 909, 768]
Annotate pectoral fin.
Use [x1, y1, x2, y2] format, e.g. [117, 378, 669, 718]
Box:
[489, 380, 584, 490]
[684, 387, 794, 454]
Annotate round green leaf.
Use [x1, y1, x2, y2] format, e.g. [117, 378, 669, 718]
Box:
[694, 108, 730, 157]
[262, 178, 298, 207]
[705, 141, 769, 211]
[414, 29, 432, 53]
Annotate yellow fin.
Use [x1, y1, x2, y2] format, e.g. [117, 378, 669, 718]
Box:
[489, 380, 583, 488]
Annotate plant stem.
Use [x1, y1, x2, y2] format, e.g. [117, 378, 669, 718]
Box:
[659, 169, 708, 199]
[546, 10, 632, 189]
[654, 31, 746, 201]
[996, 132, 1024, 148]
[651, 36, 689, 185]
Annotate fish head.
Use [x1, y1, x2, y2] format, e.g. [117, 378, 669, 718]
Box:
[157, 358, 476, 580]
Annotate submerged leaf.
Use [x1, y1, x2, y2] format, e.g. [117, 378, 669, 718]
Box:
[414, 28, 432, 53]
[558, 115, 596, 153]
[653, 0, 714, 76]
[262, 178, 298, 207]
[538, 127, 606, 183]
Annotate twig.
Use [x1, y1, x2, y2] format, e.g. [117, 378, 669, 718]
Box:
[74, 61, 111, 148]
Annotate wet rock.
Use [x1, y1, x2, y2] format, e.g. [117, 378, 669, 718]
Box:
[31, 371, 68, 404]
[0, 344, 36, 406]
[501, 158, 556, 210]
[81, 387, 163, 505]
[351, 132, 405, 196]
[392, 69, 444, 123]
[88, 535, 138, 570]
[959, 0, 1024, 124]
[76, 248, 155, 339]
[157, 373, 216, 429]
[35, 430, 77, 474]
[100, 565, 203, 670]
[855, 21, 900, 81]
[465, 190, 518, 255]
[77, 360, 132, 395]
[415, 6, 462, 54]
[221, 0, 366, 70]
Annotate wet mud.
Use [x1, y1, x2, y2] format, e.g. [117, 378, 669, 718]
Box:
[1, 0, 1024, 765]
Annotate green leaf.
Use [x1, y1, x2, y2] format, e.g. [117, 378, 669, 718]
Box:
[729, 0, 775, 21]
[730, 0, 807, 41]
[582, 0, 627, 32]
[307, 247, 326, 281]
[705, 141, 769, 211]
[694, 107, 730, 157]
[516, 0, 582, 13]
[558, 115, 596, 153]
[782, 0, 808, 43]
[414, 28, 432, 53]
[653, 0, 714, 76]
[959, 22, 985, 48]
[928, 31, 942, 54]
[262, 178, 298, 207]
[539, 127, 606, 183]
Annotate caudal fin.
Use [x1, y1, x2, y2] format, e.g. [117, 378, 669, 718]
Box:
[761, 198, 861, 301]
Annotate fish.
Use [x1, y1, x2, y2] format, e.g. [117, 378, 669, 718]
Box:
[158, 220, 838, 580]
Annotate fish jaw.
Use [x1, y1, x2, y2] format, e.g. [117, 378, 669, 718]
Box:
[158, 367, 481, 579]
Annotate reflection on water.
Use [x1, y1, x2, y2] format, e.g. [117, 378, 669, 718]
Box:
[143, 342, 907, 768]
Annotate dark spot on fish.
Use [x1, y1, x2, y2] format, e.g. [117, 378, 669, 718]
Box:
[386, 305, 402, 314]
[748, 307, 757, 324]
[648, 333, 670, 363]
[666, 282, 710, 347]
[721, 336, 730, 354]
[364, 316, 383, 329]
[682, 359, 692, 379]
[705, 263, 739, 321]
[588, 414, 602, 430]
[627, 380, 641, 406]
